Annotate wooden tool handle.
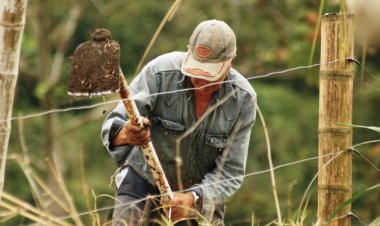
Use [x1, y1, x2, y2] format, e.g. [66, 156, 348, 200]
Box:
[118, 69, 174, 203]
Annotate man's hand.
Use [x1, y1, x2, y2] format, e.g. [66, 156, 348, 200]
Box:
[165, 192, 197, 223]
[112, 117, 151, 147]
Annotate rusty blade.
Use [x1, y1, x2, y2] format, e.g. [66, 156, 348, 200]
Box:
[67, 28, 121, 97]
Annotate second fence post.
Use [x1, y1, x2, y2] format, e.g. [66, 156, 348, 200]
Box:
[318, 13, 355, 226]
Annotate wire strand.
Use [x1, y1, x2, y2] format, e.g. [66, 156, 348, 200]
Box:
[3, 58, 351, 124]
[6, 58, 379, 225]
[22, 139, 380, 225]
[351, 148, 380, 173]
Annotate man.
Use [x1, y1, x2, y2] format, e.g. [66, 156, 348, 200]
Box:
[101, 19, 257, 225]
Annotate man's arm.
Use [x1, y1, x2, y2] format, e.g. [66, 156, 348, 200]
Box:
[100, 62, 159, 165]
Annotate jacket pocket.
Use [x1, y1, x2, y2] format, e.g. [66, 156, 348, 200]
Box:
[201, 134, 229, 166]
[151, 117, 186, 162]
[151, 117, 185, 134]
[205, 134, 228, 150]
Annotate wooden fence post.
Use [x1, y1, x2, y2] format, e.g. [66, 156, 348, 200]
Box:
[318, 13, 355, 226]
[0, 0, 28, 199]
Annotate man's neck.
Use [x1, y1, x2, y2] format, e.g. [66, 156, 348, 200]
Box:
[194, 90, 214, 121]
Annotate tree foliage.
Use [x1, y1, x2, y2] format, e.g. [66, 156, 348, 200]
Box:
[2, 0, 380, 225]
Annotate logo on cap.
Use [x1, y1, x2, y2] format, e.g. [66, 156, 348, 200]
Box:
[195, 46, 211, 58]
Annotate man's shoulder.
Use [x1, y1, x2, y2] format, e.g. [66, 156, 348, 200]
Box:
[228, 69, 256, 98]
[148, 51, 186, 73]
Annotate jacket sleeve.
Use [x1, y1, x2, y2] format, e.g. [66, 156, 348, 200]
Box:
[190, 94, 257, 219]
[100, 63, 159, 165]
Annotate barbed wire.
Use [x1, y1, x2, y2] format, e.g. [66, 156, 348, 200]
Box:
[351, 148, 380, 173]
[296, 150, 346, 221]
[2, 58, 360, 124]
[21, 139, 380, 225]
[5, 58, 380, 225]
[24, 150, 345, 225]
[329, 212, 368, 226]
[350, 58, 380, 82]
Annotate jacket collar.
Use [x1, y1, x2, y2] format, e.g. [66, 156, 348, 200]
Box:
[178, 72, 237, 100]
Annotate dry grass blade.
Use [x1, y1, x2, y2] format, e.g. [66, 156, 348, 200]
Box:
[336, 123, 380, 133]
[256, 103, 283, 226]
[30, 171, 70, 212]
[0, 209, 18, 223]
[175, 91, 234, 191]
[307, 0, 325, 66]
[0, 192, 73, 226]
[214, 120, 242, 182]
[47, 159, 84, 226]
[134, 0, 183, 75]
[17, 117, 47, 209]
[79, 146, 92, 222]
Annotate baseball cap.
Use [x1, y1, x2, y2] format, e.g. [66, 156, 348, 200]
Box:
[181, 19, 237, 82]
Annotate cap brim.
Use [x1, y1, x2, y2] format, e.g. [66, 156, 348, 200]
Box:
[181, 52, 232, 82]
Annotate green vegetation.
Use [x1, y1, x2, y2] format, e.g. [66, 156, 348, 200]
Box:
[2, 0, 380, 225]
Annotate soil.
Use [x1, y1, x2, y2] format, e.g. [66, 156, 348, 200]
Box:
[68, 28, 121, 96]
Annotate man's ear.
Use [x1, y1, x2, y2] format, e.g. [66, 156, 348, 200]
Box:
[230, 55, 237, 66]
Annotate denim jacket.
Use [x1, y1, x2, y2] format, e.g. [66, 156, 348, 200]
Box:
[101, 51, 257, 218]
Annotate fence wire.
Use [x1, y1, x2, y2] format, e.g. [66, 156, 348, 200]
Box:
[19, 139, 380, 226]
[5, 57, 372, 123]
[2, 58, 380, 225]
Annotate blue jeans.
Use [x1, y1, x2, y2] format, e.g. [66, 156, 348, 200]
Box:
[112, 166, 199, 226]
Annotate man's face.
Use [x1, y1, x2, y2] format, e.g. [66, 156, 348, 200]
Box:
[190, 70, 228, 95]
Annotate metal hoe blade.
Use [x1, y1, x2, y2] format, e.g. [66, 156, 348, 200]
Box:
[68, 28, 120, 97]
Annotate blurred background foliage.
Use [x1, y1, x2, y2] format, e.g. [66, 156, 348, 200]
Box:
[3, 0, 380, 225]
